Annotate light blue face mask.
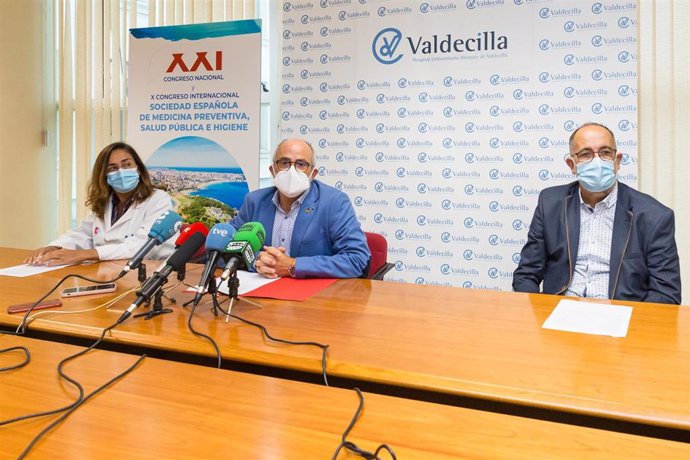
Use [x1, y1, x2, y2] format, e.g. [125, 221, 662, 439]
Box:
[576, 157, 616, 193]
[107, 168, 140, 193]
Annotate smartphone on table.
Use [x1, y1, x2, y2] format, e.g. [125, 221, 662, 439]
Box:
[7, 298, 63, 314]
[61, 283, 117, 298]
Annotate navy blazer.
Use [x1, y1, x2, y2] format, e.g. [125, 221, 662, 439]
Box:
[230, 180, 370, 279]
[513, 181, 681, 304]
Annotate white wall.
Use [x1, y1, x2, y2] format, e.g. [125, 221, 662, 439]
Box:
[0, 0, 57, 249]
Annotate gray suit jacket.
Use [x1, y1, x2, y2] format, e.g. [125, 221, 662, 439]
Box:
[513, 181, 681, 304]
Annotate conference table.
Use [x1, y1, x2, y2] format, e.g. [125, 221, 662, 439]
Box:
[5, 336, 690, 459]
[2, 247, 690, 442]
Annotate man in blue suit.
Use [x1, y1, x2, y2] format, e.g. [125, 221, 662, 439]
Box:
[513, 123, 681, 304]
[231, 138, 370, 279]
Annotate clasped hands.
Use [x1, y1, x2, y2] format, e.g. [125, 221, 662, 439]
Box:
[254, 246, 295, 279]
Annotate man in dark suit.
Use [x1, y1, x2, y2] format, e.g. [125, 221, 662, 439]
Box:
[513, 122, 681, 304]
[230, 138, 370, 279]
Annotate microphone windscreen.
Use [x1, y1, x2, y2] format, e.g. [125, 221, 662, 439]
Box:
[175, 222, 209, 246]
[205, 223, 237, 252]
[168, 232, 206, 271]
[234, 222, 266, 252]
[148, 211, 183, 243]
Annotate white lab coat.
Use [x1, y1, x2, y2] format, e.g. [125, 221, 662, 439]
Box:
[49, 189, 177, 261]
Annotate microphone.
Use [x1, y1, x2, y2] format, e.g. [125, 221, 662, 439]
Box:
[175, 222, 209, 247]
[220, 222, 266, 282]
[117, 231, 206, 324]
[119, 211, 182, 276]
[192, 223, 237, 306]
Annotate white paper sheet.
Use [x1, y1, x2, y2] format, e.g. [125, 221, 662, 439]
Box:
[0, 263, 71, 278]
[217, 270, 278, 295]
[542, 299, 633, 338]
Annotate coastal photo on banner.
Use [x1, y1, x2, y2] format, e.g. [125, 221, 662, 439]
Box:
[127, 20, 261, 229]
[280, 1, 637, 290]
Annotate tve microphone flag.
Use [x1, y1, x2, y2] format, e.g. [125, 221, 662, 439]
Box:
[192, 223, 237, 305]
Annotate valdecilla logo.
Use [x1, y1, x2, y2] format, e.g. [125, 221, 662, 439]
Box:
[512, 219, 527, 231]
[372, 27, 507, 65]
[618, 119, 634, 131]
[372, 28, 404, 64]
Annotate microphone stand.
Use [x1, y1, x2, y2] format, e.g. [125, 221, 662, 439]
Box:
[207, 277, 221, 316]
[134, 267, 182, 321]
[222, 272, 240, 322]
[137, 264, 147, 283]
[134, 288, 174, 320]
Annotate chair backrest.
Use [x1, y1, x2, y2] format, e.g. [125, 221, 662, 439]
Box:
[364, 232, 393, 280]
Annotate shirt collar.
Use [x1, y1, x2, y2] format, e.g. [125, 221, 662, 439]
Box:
[578, 182, 618, 210]
[271, 181, 312, 212]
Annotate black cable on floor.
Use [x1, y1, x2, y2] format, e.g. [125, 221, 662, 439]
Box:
[0, 321, 116, 426]
[331, 388, 397, 460]
[0, 346, 31, 371]
[186, 302, 222, 368]
[16, 353, 146, 459]
[212, 293, 330, 386]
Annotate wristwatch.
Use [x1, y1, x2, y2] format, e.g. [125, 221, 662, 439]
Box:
[288, 260, 297, 278]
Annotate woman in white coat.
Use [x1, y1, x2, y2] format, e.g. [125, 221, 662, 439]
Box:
[25, 142, 176, 266]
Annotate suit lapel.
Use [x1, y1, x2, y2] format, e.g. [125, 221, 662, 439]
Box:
[259, 190, 278, 246]
[290, 182, 319, 256]
[565, 184, 581, 281]
[609, 183, 632, 297]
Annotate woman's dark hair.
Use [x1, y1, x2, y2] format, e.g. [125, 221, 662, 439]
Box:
[86, 142, 154, 219]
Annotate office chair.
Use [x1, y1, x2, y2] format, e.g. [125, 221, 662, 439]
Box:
[364, 232, 394, 280]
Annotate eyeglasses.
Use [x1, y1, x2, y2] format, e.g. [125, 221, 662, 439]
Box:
[571, 148, 617, 163]
[274, 159, 311, 172]
[106, 159, 136, 174]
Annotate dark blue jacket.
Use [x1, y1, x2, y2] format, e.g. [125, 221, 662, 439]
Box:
[513, 181, 681, 304]
[230, 180, 370, 279]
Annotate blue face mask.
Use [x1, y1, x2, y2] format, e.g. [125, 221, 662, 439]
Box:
[107, 168, 140, 193]
[576, 157, 616, 193]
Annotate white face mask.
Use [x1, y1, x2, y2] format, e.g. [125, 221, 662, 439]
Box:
[273, 166, 311, 198]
